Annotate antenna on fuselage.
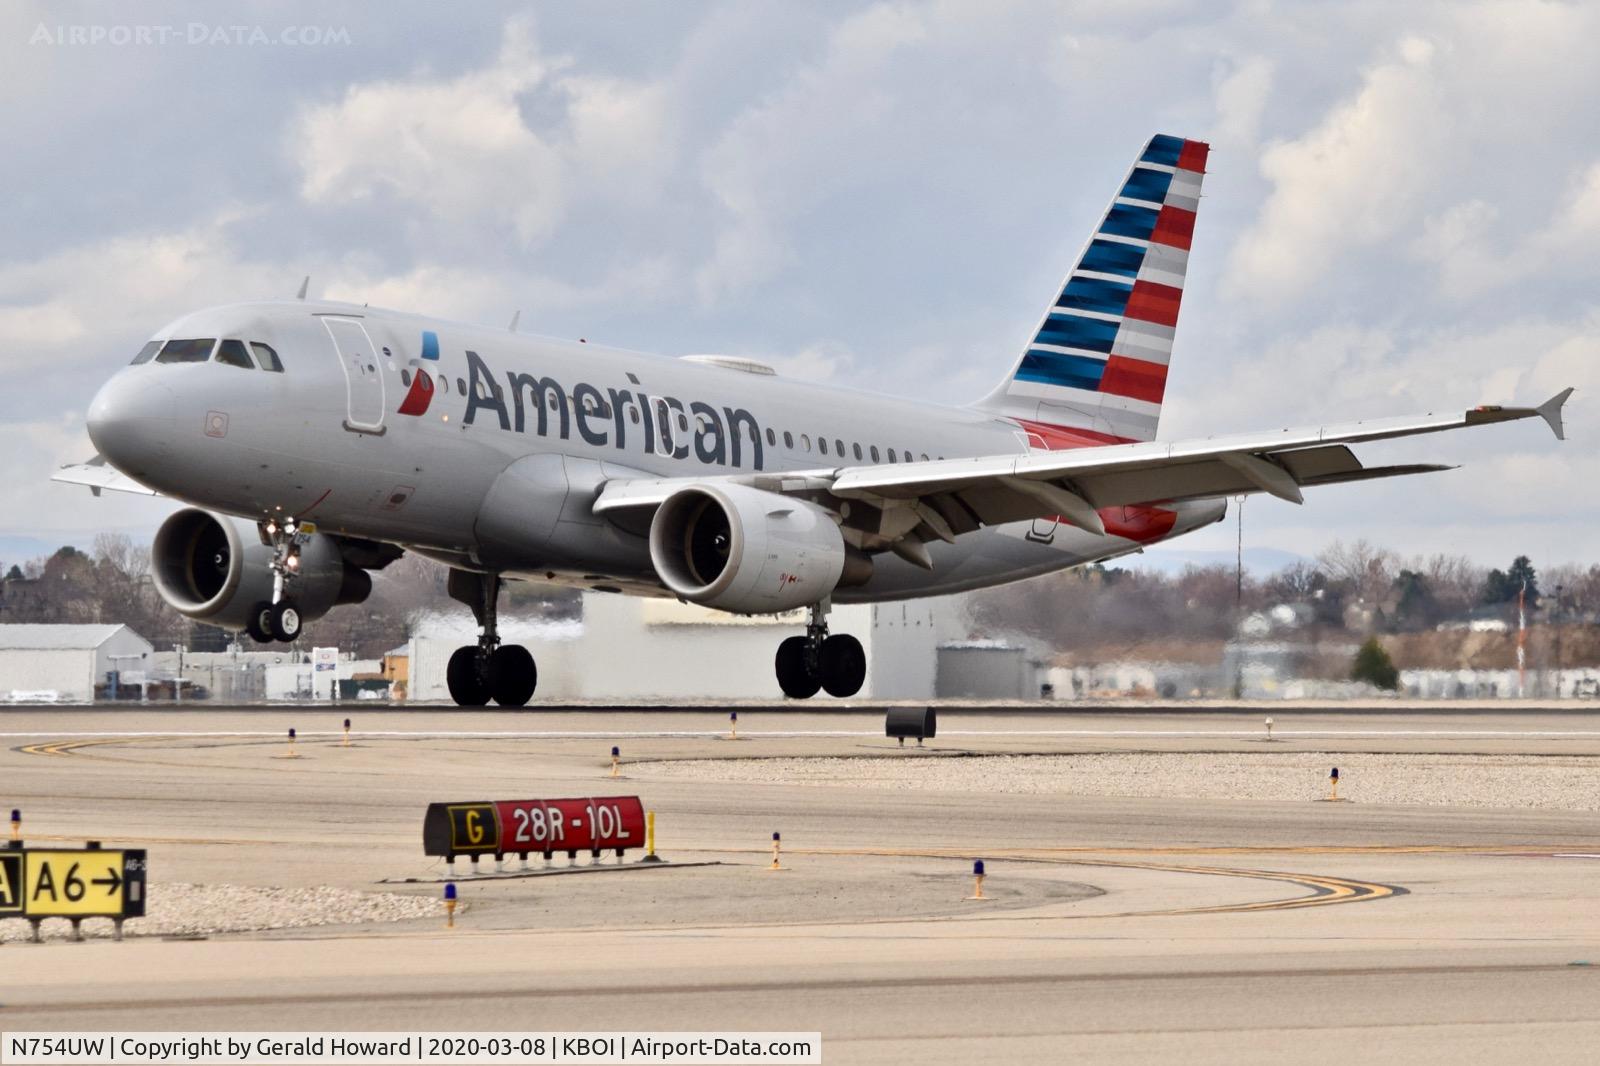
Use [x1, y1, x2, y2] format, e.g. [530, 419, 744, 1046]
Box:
[296, 276, 310, 301]
[508, 310, 521, 331]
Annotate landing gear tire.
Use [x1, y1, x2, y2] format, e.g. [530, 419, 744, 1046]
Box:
[775, 635, 822, 699]
[447, 646, 490, 707]
[489, 644, 537, 707]
[245, 601, 275, 644]
[819, 633, 866, 698]
[268, 601, 302, 643]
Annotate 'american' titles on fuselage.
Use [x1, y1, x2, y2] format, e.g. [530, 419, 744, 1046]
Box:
[458, 349, 766, 471]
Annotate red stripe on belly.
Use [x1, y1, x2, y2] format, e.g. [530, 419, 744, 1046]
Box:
[1100, 505, 1177, 543]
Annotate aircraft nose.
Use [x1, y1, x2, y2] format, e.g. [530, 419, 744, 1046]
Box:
[87, 371, 176, 477]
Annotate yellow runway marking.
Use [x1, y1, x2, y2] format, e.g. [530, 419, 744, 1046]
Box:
[697, 844, 1403, 917]
[16, 738, 141, 758]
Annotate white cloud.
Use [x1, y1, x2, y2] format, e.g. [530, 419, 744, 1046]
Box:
[0, 413, 173, 543]
[1407, 159, 1600, 301]
[690, 0, 1029, 306]
[1223, 39, 1445, 302]
[293, 18, 567, 244]
[1222, 4, 1600, 309]
[759, 342, 854, 384]
[291, 16, 681, 249]
[1210, 56, 1274, 148]
[321, 254, 681, 328]
[0, 208, 287, 370]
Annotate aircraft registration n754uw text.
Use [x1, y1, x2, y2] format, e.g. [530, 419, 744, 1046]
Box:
[58, 134, 1571, 704]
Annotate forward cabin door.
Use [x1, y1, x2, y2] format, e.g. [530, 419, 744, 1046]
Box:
[322, 316, 386, 434]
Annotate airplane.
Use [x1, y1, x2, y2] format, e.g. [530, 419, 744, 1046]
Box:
[57, 133, 1572, 706]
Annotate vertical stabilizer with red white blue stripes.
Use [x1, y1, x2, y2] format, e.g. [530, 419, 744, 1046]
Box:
[979, 133, 1207, 446]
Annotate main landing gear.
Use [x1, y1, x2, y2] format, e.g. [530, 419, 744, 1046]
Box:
[246, 518, 304, 644]
[774, 601, 865, 699]
[445, 569, 538, 708]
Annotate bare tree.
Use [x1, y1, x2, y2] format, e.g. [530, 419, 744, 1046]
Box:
[1318, 539, 1396, 605]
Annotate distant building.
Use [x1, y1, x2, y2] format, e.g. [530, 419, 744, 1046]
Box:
[935, 641, 1043, 700]
[404, 592, 976, 701]
[0, 624, 154, 703]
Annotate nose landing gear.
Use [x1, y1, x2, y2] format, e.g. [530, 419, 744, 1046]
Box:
[445, 569, 538, 708]
[247, 518, 307, 643]
[774, 601, 865, 699]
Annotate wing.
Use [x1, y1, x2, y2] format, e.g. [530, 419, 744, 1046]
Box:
[51, 455, 159, 497]
[595, 390, 1572, 548]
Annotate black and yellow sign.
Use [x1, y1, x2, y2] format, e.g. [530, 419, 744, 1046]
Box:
[0, 847, 146, 920]
[447, 804, 499, 852]
[0, 852, 22, 914]
[422, 802, 501, 855]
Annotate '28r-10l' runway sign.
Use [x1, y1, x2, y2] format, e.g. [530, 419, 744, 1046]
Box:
[423, 796, 645, 861]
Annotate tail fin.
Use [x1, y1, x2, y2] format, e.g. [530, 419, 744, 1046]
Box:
[978, 133, 1207, 446]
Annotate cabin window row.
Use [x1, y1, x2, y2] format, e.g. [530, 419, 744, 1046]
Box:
[386, 372, 943, 465]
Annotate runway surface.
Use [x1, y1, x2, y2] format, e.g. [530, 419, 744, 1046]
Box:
[2, 705, 1598, 1063]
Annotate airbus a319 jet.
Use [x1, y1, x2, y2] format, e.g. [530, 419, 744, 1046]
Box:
[59, 134, 1571, 705]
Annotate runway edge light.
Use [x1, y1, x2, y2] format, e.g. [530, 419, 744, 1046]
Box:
[611, 745, 621, 779]
[444, 882, 457, 929]
[9, 809, 18, 842]
[729, 711, 738, 740]
[967, 859, 988, 901]
[343, 718, 351, 747]
[769, 831, 783, 871]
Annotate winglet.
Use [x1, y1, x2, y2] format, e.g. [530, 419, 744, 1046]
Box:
[296, 276, 310, 300]
[1536, 387, 1573, 441]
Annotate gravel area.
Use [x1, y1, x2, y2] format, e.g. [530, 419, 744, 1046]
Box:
[0, 883, 442, 942]
[639, 752, 1600, 811]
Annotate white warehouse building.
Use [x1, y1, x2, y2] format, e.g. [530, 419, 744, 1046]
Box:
[0, 624, 155, 703]
[407, 592, 972, 702]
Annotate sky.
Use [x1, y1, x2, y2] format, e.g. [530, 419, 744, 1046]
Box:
[0, 0, 1593, 573]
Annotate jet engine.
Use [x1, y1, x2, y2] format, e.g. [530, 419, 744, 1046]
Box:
[151, 508, 371, 631]
[647, 484, 869, 614]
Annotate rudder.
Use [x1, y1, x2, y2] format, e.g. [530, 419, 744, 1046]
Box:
[979, 133, 1207, 446]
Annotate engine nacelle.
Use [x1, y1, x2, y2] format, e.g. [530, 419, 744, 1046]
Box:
[151, 508, 371, 631]
[648, 483, 866, 614]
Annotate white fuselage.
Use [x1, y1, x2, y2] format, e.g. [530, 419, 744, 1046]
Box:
[86, 299, 1224, 603]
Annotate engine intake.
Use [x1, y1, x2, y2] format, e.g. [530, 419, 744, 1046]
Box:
[151, 508, 370, 631]
[648, 484, 866, 613]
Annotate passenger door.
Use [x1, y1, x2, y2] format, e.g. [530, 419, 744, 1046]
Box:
[322, 316, 386, 434]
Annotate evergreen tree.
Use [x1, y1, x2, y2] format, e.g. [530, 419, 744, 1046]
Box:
[1506, 555, 1540, 607]
[1392, 569, 1436, 630]
[1351, 637, 1400, 690]
[1482, 556, 1539, 607]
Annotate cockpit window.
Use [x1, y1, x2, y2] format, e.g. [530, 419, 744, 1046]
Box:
[250, 342, 284, 373]
[155, 338, 216, 364]
[130, 341, 160, 365]
[215, 339, 253, 369]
